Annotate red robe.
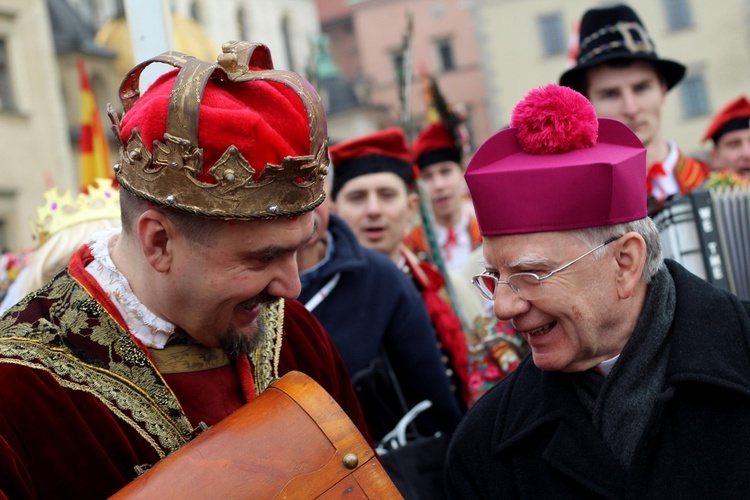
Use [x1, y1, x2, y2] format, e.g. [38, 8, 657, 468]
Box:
[0, 246, 368, 499]
[399, 246, 470, 405]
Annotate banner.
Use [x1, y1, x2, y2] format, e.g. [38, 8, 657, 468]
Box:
[77, 58, 112, 192]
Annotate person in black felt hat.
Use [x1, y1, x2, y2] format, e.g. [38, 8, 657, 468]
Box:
[560, 3, 709, 215]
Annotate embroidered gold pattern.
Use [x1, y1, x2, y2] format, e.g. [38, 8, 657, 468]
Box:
[0, 273, 193, 455]
[251, 298, 285, 395]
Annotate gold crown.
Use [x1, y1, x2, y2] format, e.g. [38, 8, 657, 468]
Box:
[108, 41, 328, 220]
[33, 178, 120, 246]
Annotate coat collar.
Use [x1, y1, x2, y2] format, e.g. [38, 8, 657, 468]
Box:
[491, 363, 626, 496]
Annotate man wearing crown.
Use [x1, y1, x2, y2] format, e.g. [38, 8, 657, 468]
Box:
[445, 84, 750, 497]
[560, 4, 709, 216]
[0, 42, 369, 497]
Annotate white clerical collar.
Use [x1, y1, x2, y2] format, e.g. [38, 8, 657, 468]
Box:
[86, 228, 176, 349]
[597, 354, 620, 377]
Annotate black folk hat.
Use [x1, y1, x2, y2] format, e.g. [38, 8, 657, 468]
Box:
[559, 4, 686, 94]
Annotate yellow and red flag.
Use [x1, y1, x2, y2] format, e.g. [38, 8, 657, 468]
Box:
[77, 58, 113, 192]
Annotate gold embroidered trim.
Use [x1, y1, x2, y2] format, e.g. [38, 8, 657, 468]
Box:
[0, 339, 186, 455]
[148, 345, 231, 374]
[0, 272, 194, 455]
[0, 355, 168, 458]
[251, 298, 285, 395]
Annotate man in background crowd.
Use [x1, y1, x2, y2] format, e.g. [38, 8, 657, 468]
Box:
[328, 127, 470, 409]
[405, 122, 481, 276]
[702, 95, 750, 182]
[296, 145, 463, 439]
[560, 3, 709, 215]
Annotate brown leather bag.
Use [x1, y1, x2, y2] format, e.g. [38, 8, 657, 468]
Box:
[111, 371, 401, 499]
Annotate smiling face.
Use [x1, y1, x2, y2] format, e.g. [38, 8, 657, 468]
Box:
[163, 212, 315, 354]
[585, 61, 667, 152]
[420, 160, 466, 227]
[481, 231, 636, 372]
[332, 172, 416, 262]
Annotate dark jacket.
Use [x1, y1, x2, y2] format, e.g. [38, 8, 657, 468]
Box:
[300, 215, 462, 440]
[446, 260, 750, 499]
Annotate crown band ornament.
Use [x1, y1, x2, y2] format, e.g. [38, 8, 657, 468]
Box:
[108, 41, 329, 220]
[33, 178, 121, 246]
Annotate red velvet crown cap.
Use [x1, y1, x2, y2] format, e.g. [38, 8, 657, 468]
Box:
[702, 95, 750, 143]
[119, 69, 311, 181]
[329, 127, 413, 198]
[465, 85, 647, 236]
[413, 122, 461, 169]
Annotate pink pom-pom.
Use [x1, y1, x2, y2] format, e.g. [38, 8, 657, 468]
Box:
[510, 84, 598, 155]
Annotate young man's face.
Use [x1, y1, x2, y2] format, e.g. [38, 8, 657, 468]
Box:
[711, 128, 750, 178]
[333, 172, 416, 261]
[585, 61, 668, 150]
[163, 212, 314, 355]
[420, 160, 466, 226]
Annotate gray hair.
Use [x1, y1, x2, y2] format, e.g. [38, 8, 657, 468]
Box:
[569, 217, 663, 283]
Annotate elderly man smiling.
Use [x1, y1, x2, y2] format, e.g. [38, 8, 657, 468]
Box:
[444, 84, 750, 498]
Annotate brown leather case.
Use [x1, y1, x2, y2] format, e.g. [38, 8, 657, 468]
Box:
[111, 371, 402, 499]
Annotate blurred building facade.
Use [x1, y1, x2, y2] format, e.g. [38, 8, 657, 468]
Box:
[0, 0, 76, 251]
[470, 0, 750, 159]
[318, 0, 492, 147]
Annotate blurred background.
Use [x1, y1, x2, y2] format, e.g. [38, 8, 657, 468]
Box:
[1, 0, 747, 251]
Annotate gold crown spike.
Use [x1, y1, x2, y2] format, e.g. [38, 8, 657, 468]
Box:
[33, 178, 121, 246]
[108, 41, 328, 220]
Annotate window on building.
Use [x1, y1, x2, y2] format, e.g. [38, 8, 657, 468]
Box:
[538, 13, 566, 56]
[436, 38, 455, 72]
[680, 73, 709, 117]
[0, 38, 16, 112]
[663, 0, 693, 31]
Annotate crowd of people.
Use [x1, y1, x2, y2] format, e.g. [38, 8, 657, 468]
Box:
[0, 3, 749, 498]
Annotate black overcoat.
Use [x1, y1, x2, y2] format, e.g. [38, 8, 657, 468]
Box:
[446, 260, 750, 499]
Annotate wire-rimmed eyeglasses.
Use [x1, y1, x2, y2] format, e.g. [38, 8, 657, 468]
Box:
[471, 236, 621, 301]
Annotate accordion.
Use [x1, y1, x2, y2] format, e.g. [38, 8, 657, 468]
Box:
[653, 187, 750, 300]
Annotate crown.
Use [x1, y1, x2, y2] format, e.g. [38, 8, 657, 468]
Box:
[108, 41, 329, 220]
[33, 178, 120, 245]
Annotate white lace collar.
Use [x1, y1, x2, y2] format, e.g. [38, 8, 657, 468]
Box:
[85, 228, 175, 349]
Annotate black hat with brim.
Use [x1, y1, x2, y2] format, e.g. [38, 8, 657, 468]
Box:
[559, 4, 686, 93]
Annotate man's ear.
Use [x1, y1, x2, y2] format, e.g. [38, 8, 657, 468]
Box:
[137, 209, 174, 273]
[613, 232, 647, 299]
